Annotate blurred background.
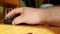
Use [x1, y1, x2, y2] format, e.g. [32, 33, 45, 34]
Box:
[0, 0, 60, 23]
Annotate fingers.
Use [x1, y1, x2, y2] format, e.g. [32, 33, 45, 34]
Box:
[5, 8, 23, 19]
[12, 15, 24, 25]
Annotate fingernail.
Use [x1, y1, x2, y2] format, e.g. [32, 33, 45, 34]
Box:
[8, 17, 11, 18]
[12, 21, 17, 26]
[5, 17, 7, 19]
[10, 16, 12, 18]
[5, 16, 7, 19]
[12, 21, 15, 25]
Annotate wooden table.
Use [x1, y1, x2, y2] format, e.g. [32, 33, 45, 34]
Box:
[0, 24, 60, 34]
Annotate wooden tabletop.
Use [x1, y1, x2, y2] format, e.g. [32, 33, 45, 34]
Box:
[0, 24, 60, 34]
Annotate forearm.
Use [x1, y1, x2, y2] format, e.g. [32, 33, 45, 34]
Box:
[41, 6, 60, 26]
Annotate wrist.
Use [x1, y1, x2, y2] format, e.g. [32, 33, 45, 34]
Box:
[36, 8, 48, 24]
[40, 8, 60, 27]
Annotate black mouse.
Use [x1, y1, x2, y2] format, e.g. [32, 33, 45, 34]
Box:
[4, 14, 20, 24]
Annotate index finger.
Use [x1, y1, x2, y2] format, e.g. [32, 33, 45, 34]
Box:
[5, 8, 23, 19]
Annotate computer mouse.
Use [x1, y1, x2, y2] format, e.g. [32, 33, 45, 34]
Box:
[4, 14, 20, 24]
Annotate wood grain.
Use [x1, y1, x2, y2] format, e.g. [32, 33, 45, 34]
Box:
[0, 24, 60, 34]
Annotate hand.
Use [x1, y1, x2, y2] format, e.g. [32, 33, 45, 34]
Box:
[5, 7, 46, 25]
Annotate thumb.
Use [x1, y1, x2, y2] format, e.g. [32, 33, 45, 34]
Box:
[12, 15, 24, 25]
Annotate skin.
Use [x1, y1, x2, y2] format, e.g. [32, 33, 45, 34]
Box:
[5, 7, 60, 26]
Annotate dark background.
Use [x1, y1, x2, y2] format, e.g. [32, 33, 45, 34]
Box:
[23, 0, 60, 8]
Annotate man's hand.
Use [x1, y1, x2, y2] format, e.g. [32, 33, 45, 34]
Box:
[5, 7, 60, 26]
[5, 7, 46, 25]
